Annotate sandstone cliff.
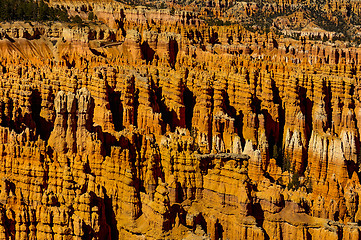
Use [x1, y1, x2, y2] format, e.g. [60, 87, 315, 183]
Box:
[1, 0, 361, 239]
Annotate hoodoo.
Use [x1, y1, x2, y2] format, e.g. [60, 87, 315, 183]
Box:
[1, 0, 361, 239]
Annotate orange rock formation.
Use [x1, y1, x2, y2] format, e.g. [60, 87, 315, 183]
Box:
[1, 0, 361, 239]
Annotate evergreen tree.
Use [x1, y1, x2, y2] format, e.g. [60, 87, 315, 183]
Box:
[0, 0, 69, 22]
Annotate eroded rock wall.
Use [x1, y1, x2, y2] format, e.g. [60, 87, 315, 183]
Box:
[0, 1, 361, 239]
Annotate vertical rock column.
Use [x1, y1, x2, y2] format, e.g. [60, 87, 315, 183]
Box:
[48, 91, 68, 154]
[192, 78, 213, 153]
[212, 77, 237, 153]
[65, 93, 76, 154]
[283, 76, 307, 173]
[76, 88, 93, 154]
[136, 74, 163, 136]
[121, 75, 135, 129]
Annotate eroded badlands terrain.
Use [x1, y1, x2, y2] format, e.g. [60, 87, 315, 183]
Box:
[0, 0, 361, 239]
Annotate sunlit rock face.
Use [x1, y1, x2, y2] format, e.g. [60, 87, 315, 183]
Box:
[1, 0, 361, 239]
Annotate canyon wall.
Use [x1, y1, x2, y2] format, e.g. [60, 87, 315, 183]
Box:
[1, 0, 361, 239]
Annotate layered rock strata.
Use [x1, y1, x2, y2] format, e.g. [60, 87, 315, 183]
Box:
[1, 0, 361, 239]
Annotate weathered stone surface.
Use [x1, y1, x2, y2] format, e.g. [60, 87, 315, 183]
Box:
[2, 0, 361, 239]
